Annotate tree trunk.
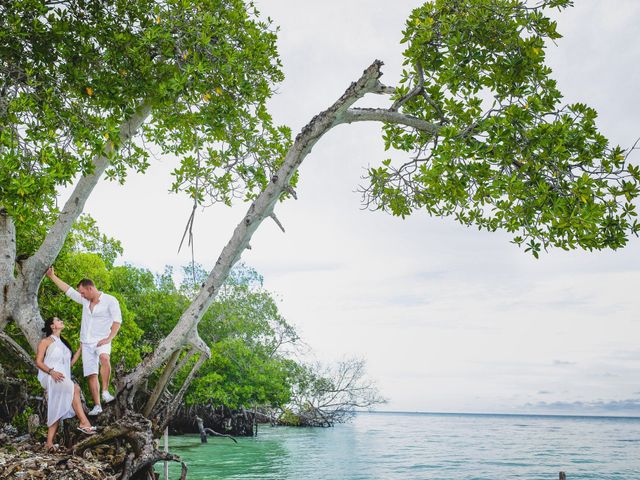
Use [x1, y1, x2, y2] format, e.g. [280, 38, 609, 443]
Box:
[0, 209, 16, 333]
[143, 349, 181, 418]
[121, 60, 389, 395]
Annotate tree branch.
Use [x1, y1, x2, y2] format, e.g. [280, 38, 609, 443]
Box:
[23, 102, 152, 290]
[390, 62, 425, 112]
[270, 212, 285, 233]
[0, 332, 37, 371]
[154, 353, 207, 435]
[341, 108, 440, 135]
[0, 208, 16, 333]
[142, 348, 181, 418]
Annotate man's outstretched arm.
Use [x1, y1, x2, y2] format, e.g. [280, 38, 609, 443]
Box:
[46, 266, 71, 292]
[46, 267, 83, 304]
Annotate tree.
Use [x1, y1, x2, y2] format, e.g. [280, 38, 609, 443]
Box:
[1, 0, 287, 474]
[1, 0, 639, 477]
[282, 358, 386, 427]
[0, 0, 288, 346]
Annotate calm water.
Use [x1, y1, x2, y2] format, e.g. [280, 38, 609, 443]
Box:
[164, 412, 640, 479]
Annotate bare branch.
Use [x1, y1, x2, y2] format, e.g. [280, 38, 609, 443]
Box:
[143, 348, 181, 418]
[371, 82, 396, 96]
[341, 108, 440, 136]
[270, 212, 285, 233]
[285, 186, 298, 200]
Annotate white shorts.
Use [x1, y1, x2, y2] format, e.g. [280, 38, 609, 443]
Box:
[82, 342, 112, 377]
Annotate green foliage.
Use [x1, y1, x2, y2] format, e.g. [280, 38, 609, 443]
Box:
[107, 260, 299, 410]
[367, 0, 640, 255]
[185, 338, 294, 408]
[34, 219, 143, 369]
[11, 406, 33, 435]
[67, 215, 124, 269]
[277, 407, 301, 426]
[110, 264, 188, 350]
[0, 0, 292, 257]
[178, 263, 299, 409]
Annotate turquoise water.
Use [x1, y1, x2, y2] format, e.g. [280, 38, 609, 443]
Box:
[164, 412, 640, 479]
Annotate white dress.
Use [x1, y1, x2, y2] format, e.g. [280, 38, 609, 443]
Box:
[37, 336, 76, 426]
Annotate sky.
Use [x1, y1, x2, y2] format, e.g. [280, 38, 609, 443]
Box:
[65, 0, 640, 415]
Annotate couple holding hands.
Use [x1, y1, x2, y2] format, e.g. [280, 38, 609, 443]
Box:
[36, 267, 122, 450]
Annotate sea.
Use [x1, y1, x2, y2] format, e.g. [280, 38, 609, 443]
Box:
[163, 411, 640, 479]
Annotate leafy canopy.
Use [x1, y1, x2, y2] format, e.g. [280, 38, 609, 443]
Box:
[366, 0, 640, 256]
[0, 0, 291, 256]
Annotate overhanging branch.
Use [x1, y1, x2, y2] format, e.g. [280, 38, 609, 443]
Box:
[143, 348, 181, 418]
[341, 108, 440, 136]
[123, 61, 388, 390]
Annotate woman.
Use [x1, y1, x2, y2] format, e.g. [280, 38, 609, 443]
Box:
[35, 317, 96, 450]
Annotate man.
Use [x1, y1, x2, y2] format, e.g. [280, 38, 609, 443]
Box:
[46, 267, 121, 416]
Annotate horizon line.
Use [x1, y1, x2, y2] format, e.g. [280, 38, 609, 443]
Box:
[361, 409, 640, 420]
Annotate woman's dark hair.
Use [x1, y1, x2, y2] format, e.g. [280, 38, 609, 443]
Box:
[42, 317, 73, 354]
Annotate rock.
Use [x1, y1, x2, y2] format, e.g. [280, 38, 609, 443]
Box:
[27, 414, 40, 434]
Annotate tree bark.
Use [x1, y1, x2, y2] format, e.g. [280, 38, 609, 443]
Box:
[0, 209, 16, 332]
[143, 348, 181, 418]
[0, 332, 37, 371]
[10, 291, 44, 351]
[341, 107, 440, 134]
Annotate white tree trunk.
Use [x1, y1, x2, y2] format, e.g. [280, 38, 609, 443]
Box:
[122, 60, 392, 392]
[0, 209, 16, 332]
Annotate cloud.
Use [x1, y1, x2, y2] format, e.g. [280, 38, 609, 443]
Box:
[523, 399, 640, 415]
[553, 360, 576, 366]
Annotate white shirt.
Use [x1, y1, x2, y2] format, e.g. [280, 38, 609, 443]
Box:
[66, 287, 122, 344]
